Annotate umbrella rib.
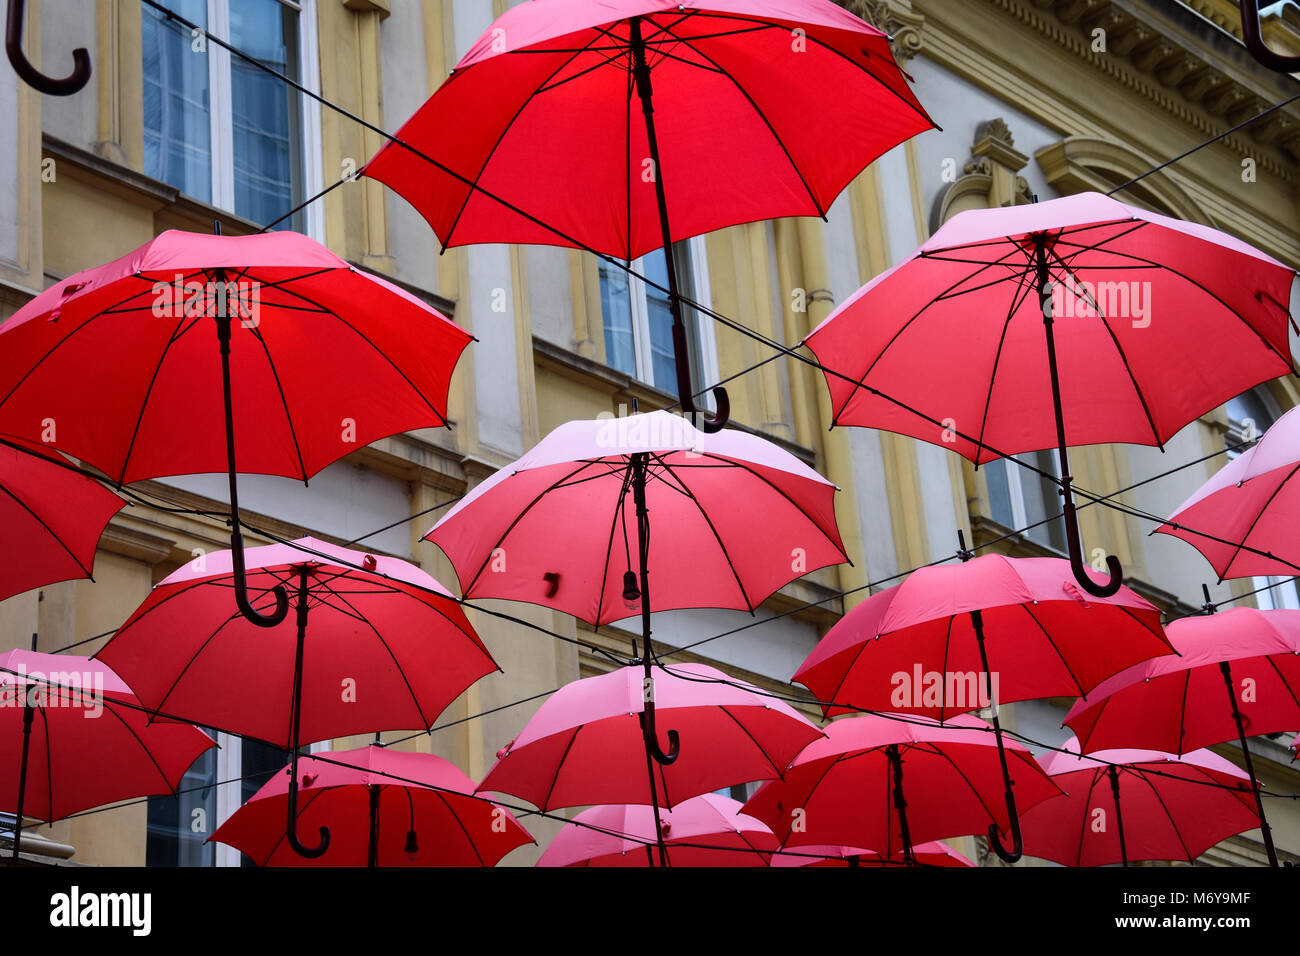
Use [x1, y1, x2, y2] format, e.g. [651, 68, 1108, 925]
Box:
[540, 725, 583, 813]
[822, 634, 872, 718]
[974, 261, 1037, 465]
[717, 705, 784, 780]
[1218, 462, 1300, 579]
[624, 43, 634, 262]
[1075, 769, 1108, 867]
[1263, 652, 1300, 712]
[927, 740, 1008, 827]
[1131, 765, 1196, 862]
[460, 460, 600, 596]
[98, 698, 184, 798]
[148, 611, 249, 736]
[243, 320, 310, 483]
[115, 309, 192, 486]
[1016, 602, 1088, 699]
[0, 479, 104, 579]
[593, 463, 635, 624]
[260, 782, 331, 865]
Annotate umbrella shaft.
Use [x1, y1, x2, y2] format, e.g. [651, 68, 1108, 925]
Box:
[885, 744, 915, 866]
[367, 785, 380, 868]
[10, 703, 34, 865]
[1220, 660, 1279, 866]
[1107, 765, 1128, 867]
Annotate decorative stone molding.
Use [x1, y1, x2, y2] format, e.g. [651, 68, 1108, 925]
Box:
[1035, 135, 1214, 221]
[932, 118, 1034, 231]
[843, 0, 927, 61]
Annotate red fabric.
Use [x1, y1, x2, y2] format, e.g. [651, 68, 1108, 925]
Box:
[805, 192, 1296, 464]
[1157, 403, 1300, 579]
[1064, 607, 1300, 754]
[0, 439, 123, 602]
[1018, 739, 1257, 866]
[741, 713, 1061, 853]
[426, 410, 846, 625]
[769, 840, 974, 867]
[478, 662, 824, 810]
[0, 650, 214, 821]
[0, 230, 470, 484]
[363, 0, 934, 258]
[536, 793, 776, 867]
[96, 537, 496, 749]
[794, 554, 1173, 718]
[210, 745, 531, 867]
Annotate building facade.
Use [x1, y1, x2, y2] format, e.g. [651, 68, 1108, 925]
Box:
[1, 0, 1298, 866]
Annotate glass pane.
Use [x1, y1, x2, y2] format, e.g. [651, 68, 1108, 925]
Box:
[142, 0, 211, 203]
[1026, 451, 1065, 552]
[642, 249, 678, 391]
[600, 261, 636, 377]
[146, 742, 216, 867]
[239, 737, 289, 867]
[984, 460, 1015, 529]
[230, 0, 302, 229]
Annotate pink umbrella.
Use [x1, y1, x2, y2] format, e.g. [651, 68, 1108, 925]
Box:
[1063, 606, 1300, 866]
[1017, 739, 1258, 867]
[210, 744, 533, 867]
[770, 840, 975, 868]
[804, 192, 1296, 599]
[478, 661, 822, 857]
[97, 536, 496, 859]
[742, 713, 1061, 864]
[536, 793, 776, 867]
[0, 647, 214, 862]
[1156, 403, 1300, 580]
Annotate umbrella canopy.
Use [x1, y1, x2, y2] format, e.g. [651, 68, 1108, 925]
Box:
[536, 793, 776, 867]
[0, 650, 214, 823]
[1063, 607, 1300, 755]
[0, 228, 470, 484]
[362, 0, 934, 259]
[478, 662, 824, 811]
[1156, 403, 1300, 580]
[96, 536, 496, 749]
[0, 438, 123, 603]
[425, 410, 846, 625]
[741, 713, 1061, 857]
[769, 840, 975, 868]
[794, 553, 1172, 719]
[209, 745, 533, 867]
[1018, 739, 1258, 867]
[804, 192, 1295, 466]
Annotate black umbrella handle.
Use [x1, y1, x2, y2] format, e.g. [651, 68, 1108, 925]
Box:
[6, 0, 90, 96]
[1240, 1, 1300, 73]
[987, 790, 1024, 864]
[285, 568, 329, 859]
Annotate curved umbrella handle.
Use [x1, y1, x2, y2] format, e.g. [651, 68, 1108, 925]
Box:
[641, 706, 680, 766]
[285, 769, 329, 859]
[672, 303, 729, 433]
[1240, 1, 1300, 73]
[5, 0, 90, 96]
[987, 789, 1024, 864]
[1062, 496, 1123, 598]
[228, 525, 289, 628]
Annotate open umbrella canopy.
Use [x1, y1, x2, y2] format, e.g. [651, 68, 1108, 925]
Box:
[362, 0, 935, 258]
[1156, 403, 1300, 580]
[0, 229, 470, 484]
[0, 438, 123, 603]
[1063, 607, 1300, 755]
[0, 650, 214, 822]
[426, 410, 846, 625]
[96, 536, 497, 749]
[769, 840, 975, 868]
[794, 553, 1172, 719]
[478, 662, 823, 811]
[1018, 739, 1258, 867]
[804, 191, 1295, 465]
[536, 793, 776, 867]
[742, 713, 1061, 855]
[209, 745, 533, 867]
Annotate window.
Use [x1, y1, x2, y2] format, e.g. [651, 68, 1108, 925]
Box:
[599, 238, 719, 402]
[143, 0, 320, 233]
[984, 451, 1066, 552]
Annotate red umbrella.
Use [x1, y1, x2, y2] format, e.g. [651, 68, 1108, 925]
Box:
[536, 793, 776, 867]
[769, 840, 974, 868]
[0, 647, 214, 862]
[1156, 403, 1300, 580]
[364, 0, 934, 426]
[1064, 606, 1300, 866]
[478, 662, 822, 811]
[805, 192, 1296, 597]
[1018, 739, 1258, 867]
[209, 744, 532, 867]
[741, 713, 1061, 864]
[792, 547, 1171, 863]
[0, 438, 123, 603]
[97, 536, 496, 859]
[0, 228, 470, 627]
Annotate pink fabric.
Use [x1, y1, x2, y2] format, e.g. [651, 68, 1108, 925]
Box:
[97, 537, 496, 749]
[742, 713, 1061, 853]
[363, 0, 933, 257]
[795, 554, 1172, 718]
[0, 229, 470, 484]
[0, 650, 214, 821]
[1064, 607, 1300, 754]
[769, 840, 974, 867]
[1158, 403, 1300, 579]
[478, 662, 824, 810]
[805, 192, 1296, 464]
[1018, 738, 1257, 866]
[536, 793, 776, 867]
[210, 745, 532, 867]
[427, 410, 846, 625]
